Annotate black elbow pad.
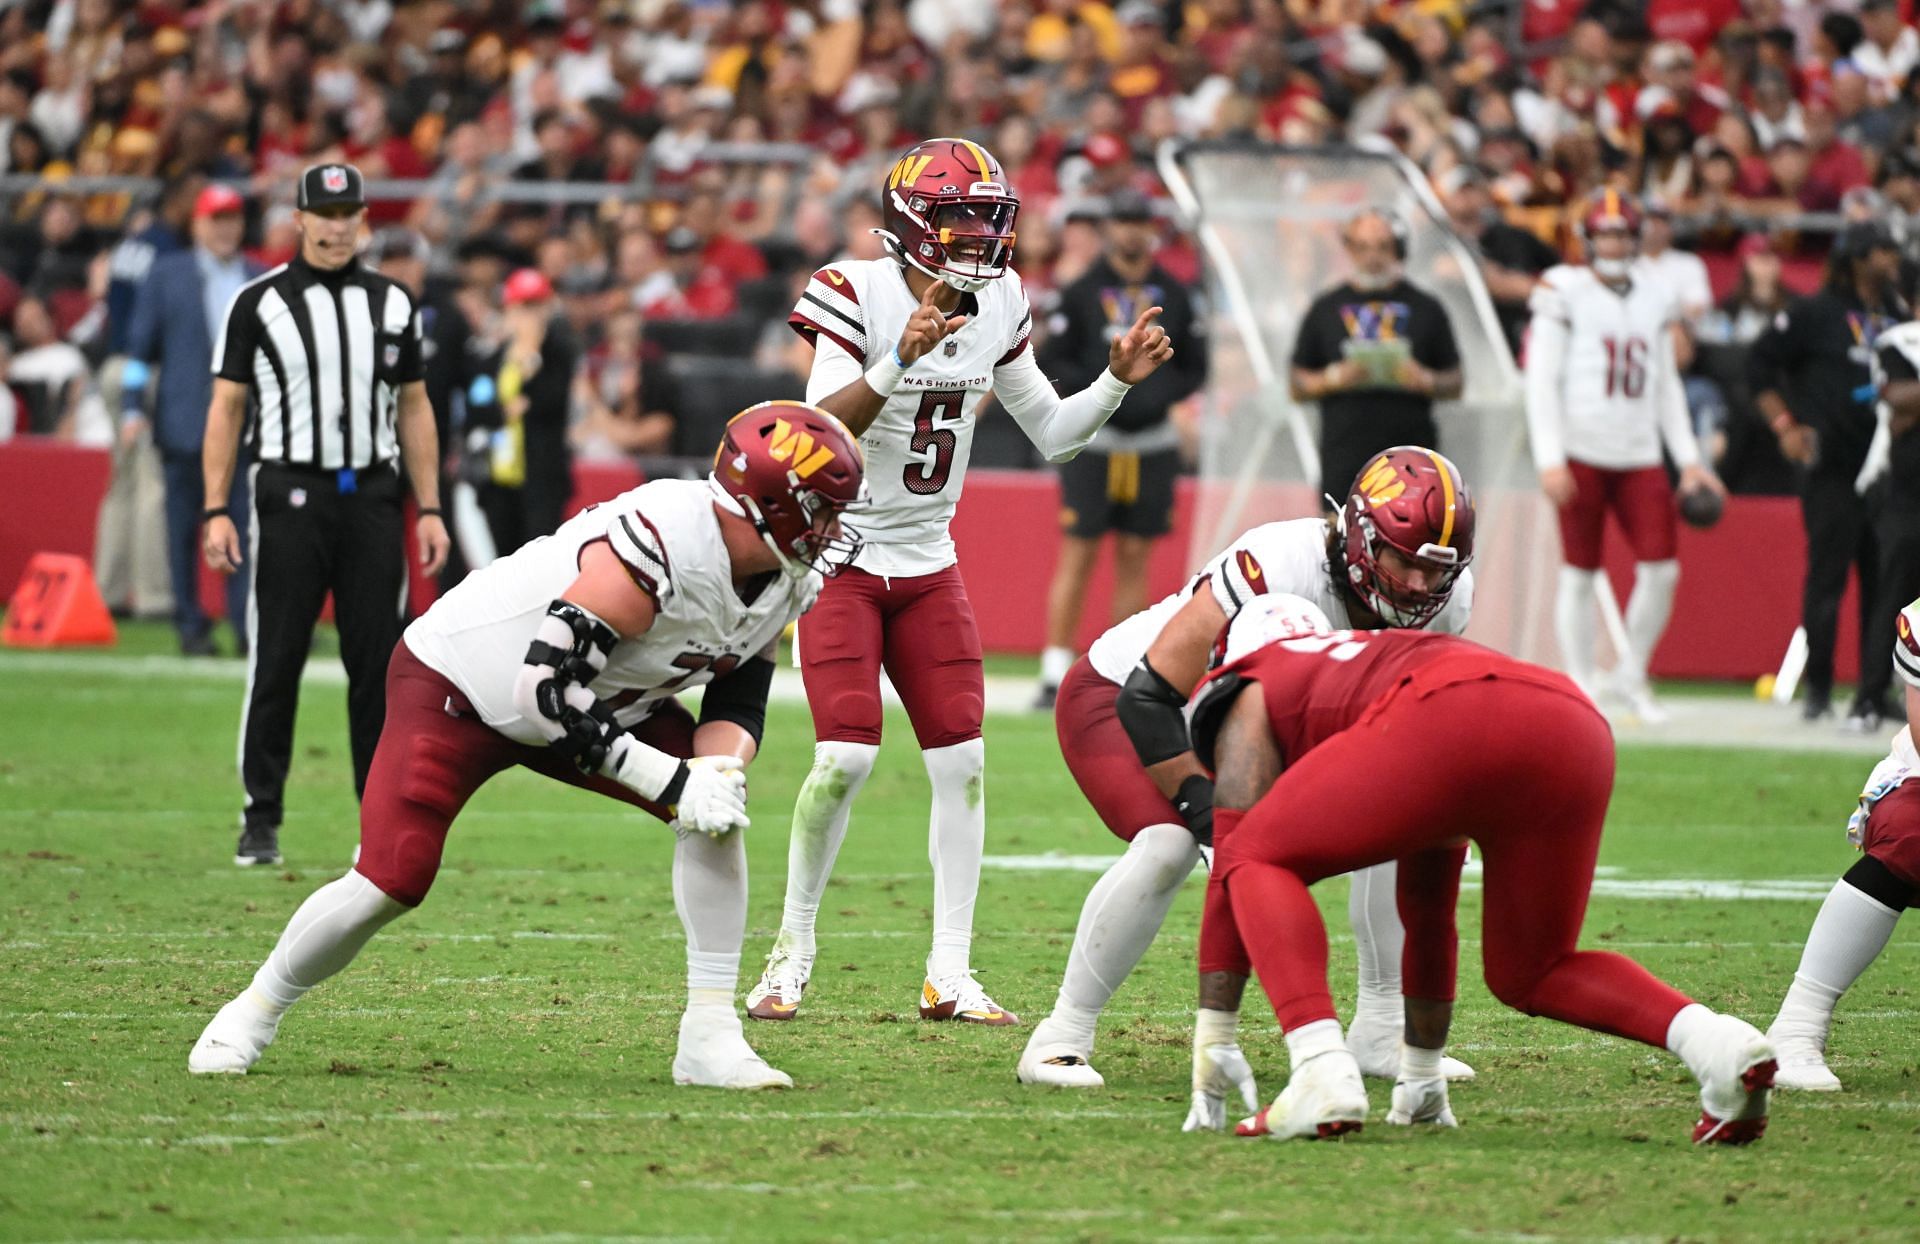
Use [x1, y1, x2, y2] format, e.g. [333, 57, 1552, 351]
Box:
[1116, 658, 1194, 767]
[697, 655, 775, 745]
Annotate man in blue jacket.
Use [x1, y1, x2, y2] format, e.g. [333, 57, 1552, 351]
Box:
[124, 184, 262, 656]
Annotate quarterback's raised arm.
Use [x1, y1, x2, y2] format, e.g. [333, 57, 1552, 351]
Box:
[995, 306, 1172, 463]
[797, 275, 969, 438]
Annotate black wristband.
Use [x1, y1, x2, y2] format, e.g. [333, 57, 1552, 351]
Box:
[204, 506, 231, 521]
[659, 759, 691, 809]
[418, 507, 443, 519]
[1173, 774, 1215, 847]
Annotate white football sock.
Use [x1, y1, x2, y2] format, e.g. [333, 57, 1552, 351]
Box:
[1622, 559, 1680, 685]
[246, 869, 409, 1015]
[1040, 646, 1075, 687]
[1555, 567, 1600, 688]
[1347, 860, 1404, 1024]
[776, 740, 877, 958]
[1051, 823, 1199, 1046]
[1773, 878, 1902, 1034]
[673, 823, 747, 1008]
[924, 737, 986, 980]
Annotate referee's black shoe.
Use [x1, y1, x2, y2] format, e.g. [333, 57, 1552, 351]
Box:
[235, 824, 282, 868]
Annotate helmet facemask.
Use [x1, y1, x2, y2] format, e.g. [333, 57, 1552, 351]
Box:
[885, 189, 1018, 293]
[737, 478, 869, 580]
[1341, 506, 1467, 628]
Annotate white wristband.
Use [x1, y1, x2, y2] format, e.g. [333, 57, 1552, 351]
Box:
[864, 348, 909, 397]
[603, 734, 685, 802]
[1194, 1006, 1239, 1048]
[1400, 1042, 1445, 1080]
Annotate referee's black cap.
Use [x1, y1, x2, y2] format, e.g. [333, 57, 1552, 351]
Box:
[1836, 219, 1900, 261]
[297, 163, 366, 211]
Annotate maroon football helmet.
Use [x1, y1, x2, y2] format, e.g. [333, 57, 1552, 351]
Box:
[1577, 187, 1642, 280]
[712, 401, 868, 576]
[878, 138, 1019, 293]
[1337, 446, 1475, 628]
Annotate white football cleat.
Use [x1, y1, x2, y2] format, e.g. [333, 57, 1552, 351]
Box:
[672, 1009, 791, 1089]
[745, 945, 812, 1022]
[188, 994, 281, 1075]
[1616, 677, 1670, 726]
[919, 971, 1019, 1026]
[1386, 1077, 1458, 1127]
[1235, 1050, 1368, 1140]
[1688, 1014, 1776, 1145]
[1016, 1040, 1104, 1088]
[1766, 1024, 1842, 1092]
[1346, 1012, 1476, 1081]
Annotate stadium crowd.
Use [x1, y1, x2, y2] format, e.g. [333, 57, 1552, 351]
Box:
[4, 0, 1920, 496]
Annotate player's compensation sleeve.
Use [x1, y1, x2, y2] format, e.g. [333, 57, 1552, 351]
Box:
[1522, 279, 1570, 472]
[1116, 657, 1195, 767]
[802, 331, 869, 406]
[993, 346, 1132, 463]
[510, 600, 692, 807]
[696, 654, 775, 744]
[1652, 323, 1701, 470]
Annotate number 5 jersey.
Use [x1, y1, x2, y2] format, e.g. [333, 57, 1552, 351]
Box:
[789, 258, 1129, 577]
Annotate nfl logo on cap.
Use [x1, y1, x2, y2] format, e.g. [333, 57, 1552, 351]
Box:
[322, 166, 348, 193]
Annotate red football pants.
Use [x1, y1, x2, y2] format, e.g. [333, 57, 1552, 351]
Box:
[1055, 657, 1183, 843]
[1557, 461, 1676, 570]
[1213, 676, 1692, 1048]
[354, 642, 695, 906]
[797, 565, 984, 749]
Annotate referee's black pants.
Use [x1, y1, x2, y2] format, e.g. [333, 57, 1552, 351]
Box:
[1799, 471, 1882, 706]
[241, 462, 405, 833]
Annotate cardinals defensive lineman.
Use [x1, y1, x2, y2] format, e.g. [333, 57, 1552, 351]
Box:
[1188, 595, 1776, 1144]
[189, 403, 866, 1089]
[1525, 188, 1723, 721]
[745, 137, 1173, 1025]
[1018, 448, 1480, 1102]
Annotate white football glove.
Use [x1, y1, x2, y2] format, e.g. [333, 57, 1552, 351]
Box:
[669, 755, 749, 837]
[1386, 1076, 1458, 1128]
[1183, 1042, 1259, 1132]
[1197, 842, 1215, 873]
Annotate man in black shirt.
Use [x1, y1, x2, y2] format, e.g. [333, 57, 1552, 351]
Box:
[1034, 191, 1209, 708]
[1752, 221, 1909, 728]
[1290, 208, 1463, 502]
[1439, 167, 1559, 360]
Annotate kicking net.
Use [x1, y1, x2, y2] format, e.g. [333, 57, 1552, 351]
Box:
[1158, 141, 1560, 662]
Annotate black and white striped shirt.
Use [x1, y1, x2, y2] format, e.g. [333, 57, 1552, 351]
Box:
[213, 254, 424, 469]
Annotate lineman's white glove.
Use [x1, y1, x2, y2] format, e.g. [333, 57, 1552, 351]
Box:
[1386, 1076, 1458, 1127]
[1182, 1008, 1258, 1132]
[669, 755, 749, 836]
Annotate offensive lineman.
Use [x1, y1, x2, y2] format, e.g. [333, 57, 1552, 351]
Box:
[1190, 596, 1776, 1144]
[1018, 448, 1480, 1098]
[189, 403, 867, 1088]
[745, 138, 1173, 1024]
[1767, 597, 1920, 1089]
[1525, 189, 1724, 721]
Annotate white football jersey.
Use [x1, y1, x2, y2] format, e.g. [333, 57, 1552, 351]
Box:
[1525, 264, 1687, 470]
[405, 479, 818, 745]
[1085, 516, 1474, 684]
[790, 257, 1034, 577]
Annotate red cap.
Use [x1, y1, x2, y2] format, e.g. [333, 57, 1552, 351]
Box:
[194, 185, 245, 218]
[1082, 132, 1131, 168]
[502, 267, 554, 305]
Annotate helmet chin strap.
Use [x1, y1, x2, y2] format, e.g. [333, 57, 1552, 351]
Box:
[874, 227, 992, 294]
[709, 474, 813, 580]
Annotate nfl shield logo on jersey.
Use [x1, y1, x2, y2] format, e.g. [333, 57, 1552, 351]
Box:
[322, 166, 348, 193]
[383, 342, 400, 369]
[943, 338, 959, 358]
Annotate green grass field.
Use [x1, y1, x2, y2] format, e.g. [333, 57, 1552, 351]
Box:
[2, 634, 1917, 1243]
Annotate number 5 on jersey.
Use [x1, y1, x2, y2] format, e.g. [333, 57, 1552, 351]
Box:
[905, 390, 964, 495]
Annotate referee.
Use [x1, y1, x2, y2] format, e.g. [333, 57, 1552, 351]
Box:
[202, 164, 451, 866]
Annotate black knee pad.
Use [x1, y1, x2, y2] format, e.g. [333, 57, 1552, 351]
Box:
[1843, 853, 1916, 910]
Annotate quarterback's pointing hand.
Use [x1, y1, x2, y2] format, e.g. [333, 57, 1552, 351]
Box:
[1110, 305, 1174, 384]
[897, 279, 970, 365]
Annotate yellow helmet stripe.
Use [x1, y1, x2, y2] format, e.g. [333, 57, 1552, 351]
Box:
[958, 139, 993, 181]
[1425, 450, 1457, 548]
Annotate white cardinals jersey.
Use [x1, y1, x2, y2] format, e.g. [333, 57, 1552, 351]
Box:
[789, 257, 1034, 577]
[1524, 264, 1699, 472]
[405, 479, 818, 745]
[1085, 516, 1474, 684]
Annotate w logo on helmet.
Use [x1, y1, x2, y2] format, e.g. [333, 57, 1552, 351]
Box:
[1356, 455, 1406, 506]
[322, 166, 349, 193]
[767, 418, 838, 479]
[889, 154, 935, 190]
